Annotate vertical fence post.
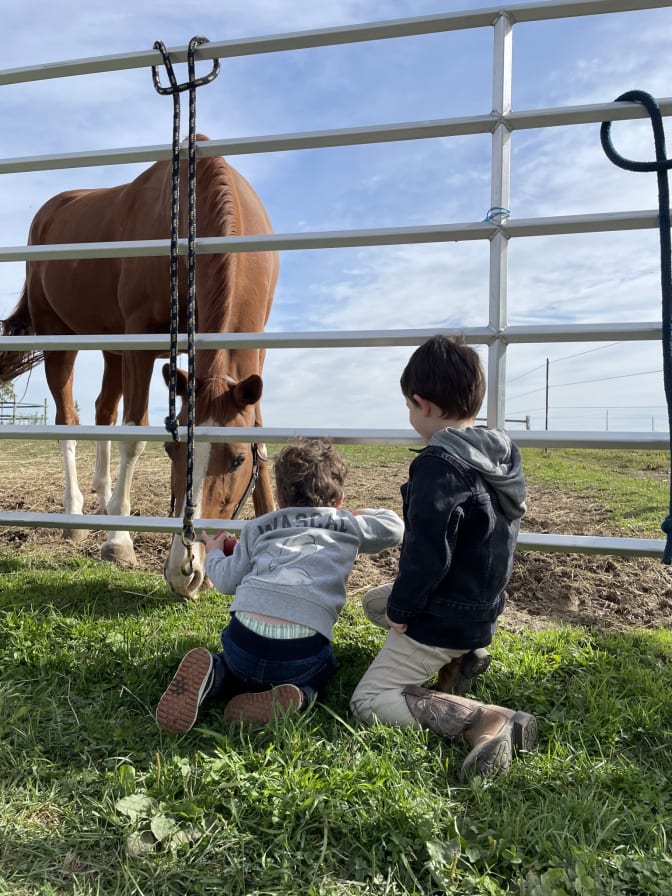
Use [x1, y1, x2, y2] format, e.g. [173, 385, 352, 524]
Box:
[486, 11, 513, 430]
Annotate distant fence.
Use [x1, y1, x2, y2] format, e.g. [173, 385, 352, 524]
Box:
[0, 399, 47, 425]
[477, 416, 530, 430]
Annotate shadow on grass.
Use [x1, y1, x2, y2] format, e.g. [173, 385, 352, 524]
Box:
[0, 551, 180, 617]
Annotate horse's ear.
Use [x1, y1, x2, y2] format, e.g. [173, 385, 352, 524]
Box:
[162, 364, 189, 398]
[232, 374, 263, 409]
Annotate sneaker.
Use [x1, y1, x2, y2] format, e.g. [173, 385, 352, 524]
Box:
[156, 647, 214, 734]
[223, 684, 304, 725]
[434, 648, 491, 696]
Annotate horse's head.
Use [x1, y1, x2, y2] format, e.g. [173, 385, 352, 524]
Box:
[162, 364, 264, 597]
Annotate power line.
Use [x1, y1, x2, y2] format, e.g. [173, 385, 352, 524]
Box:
[506, 361, 547, 386]
[506, 341, 626, 386]
[548, 368, 662, 390]
[547, 341, 625, 364]
[507, 367, 662, 401]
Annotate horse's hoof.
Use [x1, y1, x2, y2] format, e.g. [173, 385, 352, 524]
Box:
[64, 528, 88, 544]
[100, 542, 138, 567]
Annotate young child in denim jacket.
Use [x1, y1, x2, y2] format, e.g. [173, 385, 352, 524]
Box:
[350, 335, 536, 778]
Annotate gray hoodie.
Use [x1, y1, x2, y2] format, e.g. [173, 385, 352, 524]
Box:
[429, 427, 527, 521]
[205, 506, 404, 641]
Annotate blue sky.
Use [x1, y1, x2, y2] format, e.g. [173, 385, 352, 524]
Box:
[1, 0, 671, 433]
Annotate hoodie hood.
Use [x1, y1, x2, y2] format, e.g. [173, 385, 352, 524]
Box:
[428, 426, 527, 520]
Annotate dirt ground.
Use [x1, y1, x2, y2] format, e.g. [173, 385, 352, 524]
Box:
[1, 451, 671, 634]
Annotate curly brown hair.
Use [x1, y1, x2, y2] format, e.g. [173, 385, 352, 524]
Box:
[273, 438, 347, 508]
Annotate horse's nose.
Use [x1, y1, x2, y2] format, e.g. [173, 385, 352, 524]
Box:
[163, 556, 205, 598]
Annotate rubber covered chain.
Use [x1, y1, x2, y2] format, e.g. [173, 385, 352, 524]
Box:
[152, 37, 220, 558]
[600, 91, 672, 563]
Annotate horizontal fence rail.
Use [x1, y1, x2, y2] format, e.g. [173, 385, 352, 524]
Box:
[0, 424, 669, 450]
[1, 1, 669, 87]
[2, 100, 672, 176]
[0, 211, 666, 264]
[1, 0, 670, 563]
[0, 510, 663, 559]
[0, 322, 663, 353]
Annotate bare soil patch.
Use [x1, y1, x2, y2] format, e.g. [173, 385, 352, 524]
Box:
[1, 447, 671, 633]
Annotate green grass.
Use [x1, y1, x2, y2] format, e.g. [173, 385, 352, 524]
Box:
[1, 450, 672, 894]
[2, 557, 671, 895]
[520, 448, 670, 537]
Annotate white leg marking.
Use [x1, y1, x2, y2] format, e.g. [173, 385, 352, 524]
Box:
[92, 440, 113, 514]
[103, 437, 147, 553]
[60, 440, 84, 516]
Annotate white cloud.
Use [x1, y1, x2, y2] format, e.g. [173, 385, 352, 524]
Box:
[1, 0, 671, 435]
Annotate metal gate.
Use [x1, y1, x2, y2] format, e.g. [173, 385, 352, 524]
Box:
[0, 0, 670, 558]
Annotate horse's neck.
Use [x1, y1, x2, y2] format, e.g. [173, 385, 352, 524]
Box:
[191, 158, 270, 381]
[195, 347, 259, 382]
[191, 257, 256, 378]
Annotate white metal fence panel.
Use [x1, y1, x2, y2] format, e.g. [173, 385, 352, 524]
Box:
[0, 0, 670, 557]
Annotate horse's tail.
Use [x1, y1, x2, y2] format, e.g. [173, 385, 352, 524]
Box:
[0, 284, 44, 384]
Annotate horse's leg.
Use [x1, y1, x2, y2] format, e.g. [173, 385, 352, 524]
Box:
[100, 351, 153, 567]
[92, 352, 122, 514]
[44, 350, 87, 542]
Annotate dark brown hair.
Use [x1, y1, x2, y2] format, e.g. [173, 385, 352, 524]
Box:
[273, 438, 347, 508]
[400, 334, 485, 420]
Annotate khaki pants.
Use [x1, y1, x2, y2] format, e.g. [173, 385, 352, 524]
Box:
[350, 583, 468, 726]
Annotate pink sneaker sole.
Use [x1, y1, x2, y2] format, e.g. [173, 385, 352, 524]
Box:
[156, 647, 213, 734]
[223, 684, 304, 725]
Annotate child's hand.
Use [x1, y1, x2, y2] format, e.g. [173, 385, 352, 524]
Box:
[201, 530, 238, 555]
[384, 612, 407, 634]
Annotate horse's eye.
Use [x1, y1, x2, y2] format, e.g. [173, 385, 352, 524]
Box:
[231, 453, 246, 470]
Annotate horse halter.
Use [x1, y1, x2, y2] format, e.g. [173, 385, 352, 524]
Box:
[169, 440, 263, 541]
[231, 442, 264, 520]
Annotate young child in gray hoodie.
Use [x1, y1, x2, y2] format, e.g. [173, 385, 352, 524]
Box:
[157, 438, 403, 733]
[350, 335, 536, 779]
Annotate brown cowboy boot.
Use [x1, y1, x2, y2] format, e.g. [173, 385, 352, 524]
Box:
[403, 684, 536, 780]
[434, 648, 491, 695]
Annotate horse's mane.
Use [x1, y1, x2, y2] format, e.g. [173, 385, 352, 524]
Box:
[195, 154, 238, 338]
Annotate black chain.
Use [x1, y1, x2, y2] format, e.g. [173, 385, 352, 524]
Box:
[600, 91, 672, 563]
[152, 37, 220, 558]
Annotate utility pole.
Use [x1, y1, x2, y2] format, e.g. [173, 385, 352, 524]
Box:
[545, 358, 549, 431]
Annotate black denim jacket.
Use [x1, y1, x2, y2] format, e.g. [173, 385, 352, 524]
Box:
[386, 444, 521, 649]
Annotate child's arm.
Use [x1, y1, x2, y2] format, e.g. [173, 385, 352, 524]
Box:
[351, 507, 404, 552]
[201, 529, 250, 594]
[386, 457, 467, 625]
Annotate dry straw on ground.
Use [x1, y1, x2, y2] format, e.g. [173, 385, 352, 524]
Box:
[1, 446, 671, 633]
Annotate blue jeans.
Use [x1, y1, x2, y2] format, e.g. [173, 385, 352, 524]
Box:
[208, 615, 338, 703]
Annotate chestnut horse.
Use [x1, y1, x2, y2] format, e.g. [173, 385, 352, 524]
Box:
[0, 141, 279, 596]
